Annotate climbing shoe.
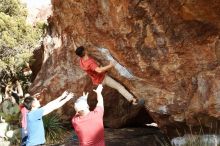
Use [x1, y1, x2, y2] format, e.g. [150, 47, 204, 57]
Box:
[132, 98, 145, 106]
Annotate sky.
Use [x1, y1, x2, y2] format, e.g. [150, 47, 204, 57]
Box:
[24, 0, 51, 9]
[21, 0, 52, 24]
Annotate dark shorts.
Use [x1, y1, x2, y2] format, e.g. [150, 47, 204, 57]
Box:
[21, 136, 28, 146]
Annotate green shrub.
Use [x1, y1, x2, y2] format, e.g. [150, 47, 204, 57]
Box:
[43, 113, 66, 144]
[0, 0, 44, 89]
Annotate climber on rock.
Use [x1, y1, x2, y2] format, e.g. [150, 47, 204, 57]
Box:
[75, 45, 144, 106]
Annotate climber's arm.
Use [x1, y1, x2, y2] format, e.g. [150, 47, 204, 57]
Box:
[95, 62, 114, 73]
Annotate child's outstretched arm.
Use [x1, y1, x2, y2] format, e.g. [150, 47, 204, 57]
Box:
[42, 91, 74, 116]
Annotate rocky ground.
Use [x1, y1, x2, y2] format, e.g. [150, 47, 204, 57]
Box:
[57, 127, 171, 146]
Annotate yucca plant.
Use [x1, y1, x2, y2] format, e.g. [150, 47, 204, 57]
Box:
[43, 113, 66, 144]
[172, 122, 220, 146]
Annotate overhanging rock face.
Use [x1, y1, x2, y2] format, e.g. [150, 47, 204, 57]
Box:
[30, 0, 220, 136]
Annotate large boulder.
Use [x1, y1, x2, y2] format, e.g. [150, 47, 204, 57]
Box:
[30, 0, 220, 136]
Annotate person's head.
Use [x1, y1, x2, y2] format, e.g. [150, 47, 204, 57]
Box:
[11, 77, 18, 84]
[24, 93, 30, 98]
[74, 94, 89, 115]
[75, 46, 86, 57]
[20, 93, 30, 105]
[23, 97, 41, 110]
[6, 84, 13, 94]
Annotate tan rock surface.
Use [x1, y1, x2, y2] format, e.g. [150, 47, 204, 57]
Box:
[30, 0, 220, 136]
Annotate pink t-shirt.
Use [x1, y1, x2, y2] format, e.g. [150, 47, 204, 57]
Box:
[72, 106, 105, 146]
[20, 105, 28, 129]
[80, 58, 106, 85]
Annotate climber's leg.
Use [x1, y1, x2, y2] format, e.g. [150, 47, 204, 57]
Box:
[102, 75, 144, 105]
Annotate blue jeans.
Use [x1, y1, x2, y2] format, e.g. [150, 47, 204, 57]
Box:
[21, 128, 28, 146]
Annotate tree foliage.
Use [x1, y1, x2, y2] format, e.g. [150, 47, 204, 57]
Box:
[0, 0, 44, 86]
[0, 0, 27, 17]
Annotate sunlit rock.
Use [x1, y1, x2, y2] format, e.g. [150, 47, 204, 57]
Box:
[30, 0, 220, 136]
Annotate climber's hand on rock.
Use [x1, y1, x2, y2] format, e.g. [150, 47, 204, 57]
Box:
[109, 61, 116, 67]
